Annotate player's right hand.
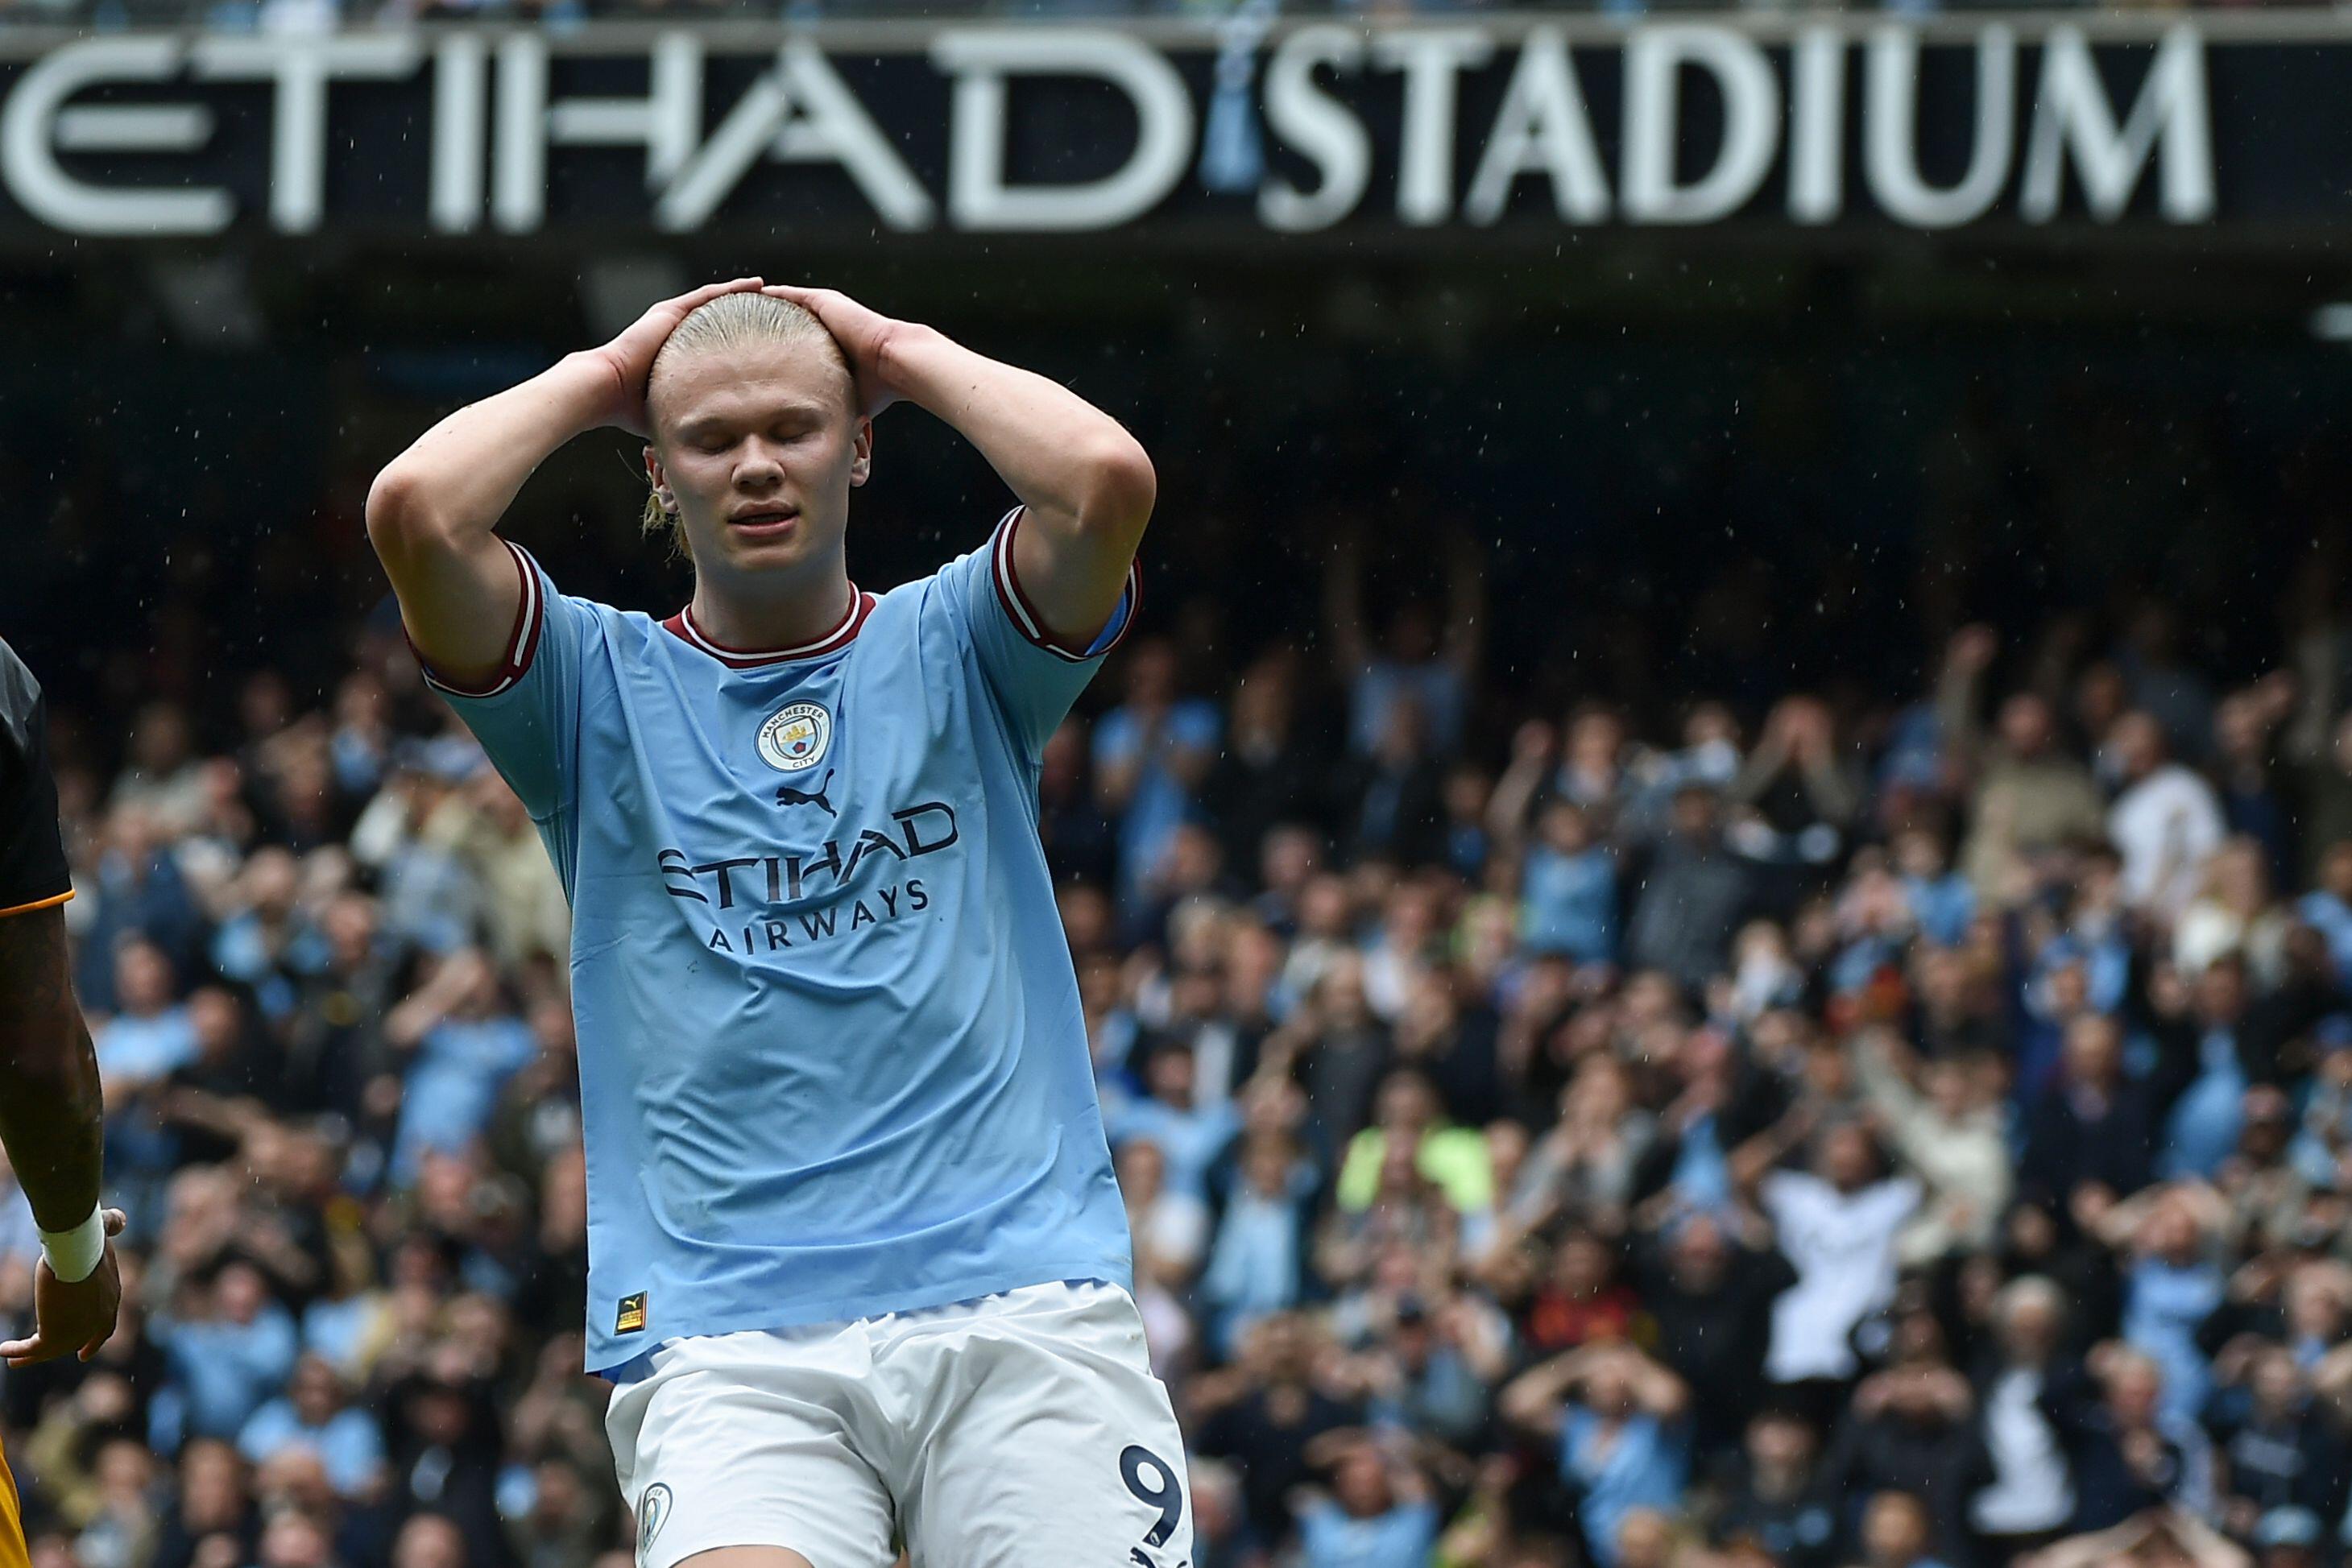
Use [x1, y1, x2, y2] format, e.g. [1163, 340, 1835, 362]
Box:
[589, 277, 767, 436]
[1, 1207, 128, 1367]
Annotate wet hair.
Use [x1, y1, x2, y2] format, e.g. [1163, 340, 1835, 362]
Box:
[638, 292, 855, 563]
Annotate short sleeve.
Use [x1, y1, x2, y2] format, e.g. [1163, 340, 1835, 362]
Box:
[934, 507, 1140, 759]
[0, 640, 72, 917]
[408, 540, 588, 824]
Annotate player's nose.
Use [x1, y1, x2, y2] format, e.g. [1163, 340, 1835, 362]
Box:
[734, 448, 785, 487]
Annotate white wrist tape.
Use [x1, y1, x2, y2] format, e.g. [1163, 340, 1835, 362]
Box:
[38, 1205, 104, 1284]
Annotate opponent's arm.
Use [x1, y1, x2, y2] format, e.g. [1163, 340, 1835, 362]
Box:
[768, 286, 1154, 648]
[0, 650, 126, 1366]
[0, 907, 101, 1235]
[366, 278, 765, 687]
[0, 904, 126, 1368]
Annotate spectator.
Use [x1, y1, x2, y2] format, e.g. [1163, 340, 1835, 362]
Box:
[1857, 1491, 1956, 1568]
[1093, 638, 1219, 908]
[1340, 695, 1449, 868]
[93, 939, 199, 1093]
[1626, 783, 1754, 993]
[1939, 630, 2107, 896]
[1501, 1341, 1692, 1568]
[1292, 1435, 1440, 1568]
[2203, 1344, 2351, 1540]
[2019, 1014, 2164, 1211]
[1200, 649, 1330, 870]
[1191, 1314, 1362, 1550]
[1199, 1121, 1318, 1356]
[1712, 1409, 1839, 1568]
[1850, 1028, 2010, 1265]
[1634, 1212, 1794, 1452]
[1335, 1067, 1493, 1217]
[2043, 1347, 2203, 1532]
[1726, 695, 1861, 904]
[147, 1439, 258, 1568]
[2102, 1184, 2231, 1425]
[1516, 793, 1619, 969]
[1107, 1038, 1242, 1202]
[1360, 1290, 1506, 1452]
[1743, 1121, 1919, 1425]
[152, 1260, 301, 1446]
[1324, 530, 1481, 763]
[2109, 711, 2230, 920]
[1966, 1276, 2079, 1563]
[236, 1353, 387, 1503]
[1822, 1318, 1977, 1562]
[382, 948, 534, 1187]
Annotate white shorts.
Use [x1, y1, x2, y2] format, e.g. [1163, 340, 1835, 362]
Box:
[604, 1280, 1193, 1568]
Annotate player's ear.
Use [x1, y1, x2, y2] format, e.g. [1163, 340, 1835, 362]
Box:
[848, 416, 873, 490]
[644, 445, 677, 515]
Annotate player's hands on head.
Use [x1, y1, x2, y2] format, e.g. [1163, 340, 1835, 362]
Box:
[1, 1207, 128, 1367]
[590, 276, 767, 437]
[761, 284, 909, 420]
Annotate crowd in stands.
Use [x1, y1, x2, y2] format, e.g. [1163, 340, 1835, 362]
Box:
[13, 512, 2352, 1568]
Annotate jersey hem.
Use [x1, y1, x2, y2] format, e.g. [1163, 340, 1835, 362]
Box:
[583, 1260, 1134, 1376]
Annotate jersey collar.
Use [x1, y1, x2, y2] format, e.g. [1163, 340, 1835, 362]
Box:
[662, 586, 874, 668]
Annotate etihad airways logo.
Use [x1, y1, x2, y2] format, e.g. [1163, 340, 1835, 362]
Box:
[658, 800, 957, 956]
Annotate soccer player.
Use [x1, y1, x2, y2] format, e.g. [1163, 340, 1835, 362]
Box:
[0, 639, 128, 1568]
[365, 279, 1190, 1568]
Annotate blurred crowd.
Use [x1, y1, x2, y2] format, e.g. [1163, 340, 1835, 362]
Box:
[13, 521, 2352, 1568]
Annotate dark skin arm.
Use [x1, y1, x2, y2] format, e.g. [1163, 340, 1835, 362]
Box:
[0, 904, 125, 1367]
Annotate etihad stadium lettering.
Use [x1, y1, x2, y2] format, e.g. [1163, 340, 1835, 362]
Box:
[0, 19, 2234, 239]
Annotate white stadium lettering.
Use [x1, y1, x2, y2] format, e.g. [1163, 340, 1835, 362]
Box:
[0, 22, 2225, 236]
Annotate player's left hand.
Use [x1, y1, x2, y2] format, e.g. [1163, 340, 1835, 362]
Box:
[1, 1208, 128, 1367]
[762, 284, 910, 420]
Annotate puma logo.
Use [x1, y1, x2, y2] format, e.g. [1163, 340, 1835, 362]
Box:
[775, 769, 836, 817]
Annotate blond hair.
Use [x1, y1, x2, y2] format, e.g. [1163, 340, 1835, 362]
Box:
[639, 292, 854, 562]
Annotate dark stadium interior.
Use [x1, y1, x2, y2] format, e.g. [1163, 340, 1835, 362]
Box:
[10, 243, 2350, 747]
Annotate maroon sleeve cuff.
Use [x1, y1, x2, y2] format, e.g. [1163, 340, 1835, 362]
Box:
[409, 539, 545, 698]
[988, 506, 1141, 664]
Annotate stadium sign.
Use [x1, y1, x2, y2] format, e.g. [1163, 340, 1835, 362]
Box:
[0, 16, 2320, 241]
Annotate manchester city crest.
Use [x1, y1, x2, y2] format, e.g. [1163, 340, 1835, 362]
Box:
[757, 701, 832, 773]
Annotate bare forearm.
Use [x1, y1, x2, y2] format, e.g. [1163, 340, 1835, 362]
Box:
[0, 910, 102, 1231]
[884, 322, 1149, 641]
[369, 353, 619, 550]
[884, 325, 1150, 540]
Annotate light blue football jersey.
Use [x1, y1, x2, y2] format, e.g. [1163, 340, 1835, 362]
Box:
[418, 508, 1140, 1373]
